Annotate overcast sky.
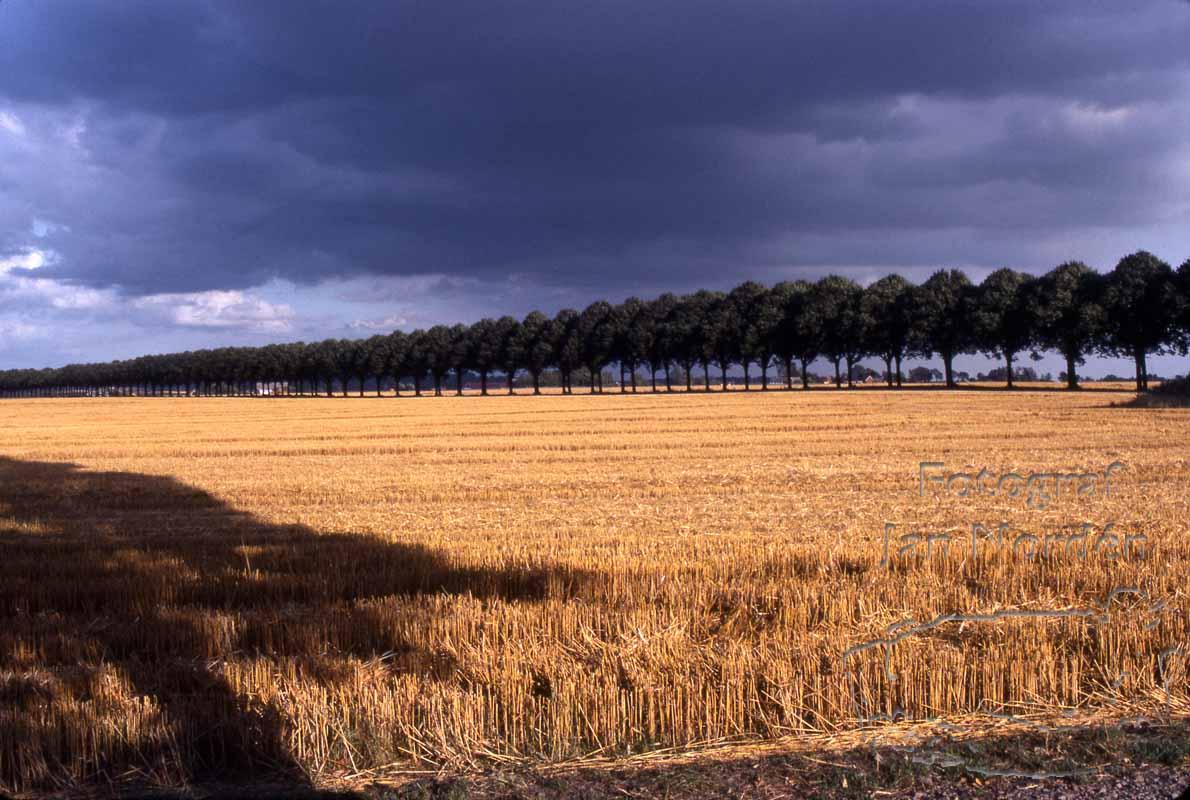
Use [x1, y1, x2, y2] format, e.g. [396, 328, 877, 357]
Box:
[2, 1, 1189, 375]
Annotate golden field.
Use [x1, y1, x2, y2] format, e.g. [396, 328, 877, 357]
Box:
[0, 387, 1186, 793]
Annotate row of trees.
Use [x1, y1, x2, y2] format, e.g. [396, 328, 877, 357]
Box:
[2, 252, 1188, 398]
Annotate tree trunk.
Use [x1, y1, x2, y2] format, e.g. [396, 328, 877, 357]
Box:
[456, 368, 464, 396]
[702, 362, 711, 392]
[720, 365, 728, 391]
[434, 374, 442, 396]
[533, 372, 541, 395]
[785, 358, 793, 390]
[1064, 351, 1079, 390]
[620, 363, 627, 393]
[743, 363, 751, 391]
[589, 368, 597, 394]
[800, 359, 810, 389]
[651, 369, 657, 393]
[833, 359, 841, 388]
[760, 362, 768, 391]
[885, 356, 894, 387]
[1135, 348, 1147, 392]
[665, 365, 672, 392]
[685, 365, 693, 392]
[942, 353, 955, 388]
[846, 356, 855, 388]
[895, 355, 903, 388]
[1005, 352, 1014, 389]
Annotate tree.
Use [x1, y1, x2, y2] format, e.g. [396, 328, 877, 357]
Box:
[309, 339, 339, 396]
[666, 293, 705, 392]
[466, 318, 501, 395]
[9, 252, 1190, 403]
[908, 366, 943, 383]
[1099, 251, 1180, 392]
[1029, 262, 1105, 390]
[495, 316, 522, 394]
[1178, 259, 1190, 354]
[768, 282, 799, 389]
[972, 269, 1037, 389]
[688, 290, 724, 391]
[444, 323, 468, 395]
[645, 293, 678, 391]
[775, 281, 821, 389]
[980, 365, 1038, 382]
[383, 331, 408, 396]
[517, 311, 554, 394]
[729, 281, 773, 390]
[421, 325, 456, 396]
[405, 330, 430, 395]
[329, 340, 358, 396]
[577, 301, 616, 393]
[551, 309, 581, 394]
[813, 276, 864, 387]
[350, 338, 377, 396]
[269, 343, 301, 396]
[839, 285, 871, 388]
[862, 274, 914, 387]
[913, 269, 976, 388]
[614, 297, 650, 392]
[700, 292, 737, 390]
[363, 335, 389, 396]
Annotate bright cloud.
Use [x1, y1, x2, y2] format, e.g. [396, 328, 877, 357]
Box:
[0, 249, 49, 273]
[133, 290, 295, 332]
[347, 314, 409, 331]
[0, 110, 25, 137]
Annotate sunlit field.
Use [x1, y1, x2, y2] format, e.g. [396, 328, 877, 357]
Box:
[0, 388, 1186, 793]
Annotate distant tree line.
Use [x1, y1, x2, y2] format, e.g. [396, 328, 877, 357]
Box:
[2, 252, 1188, 398]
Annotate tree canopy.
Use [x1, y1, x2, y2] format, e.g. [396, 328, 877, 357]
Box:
[2, 253, 1188, 398]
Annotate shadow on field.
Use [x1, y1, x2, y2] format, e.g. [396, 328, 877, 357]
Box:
[1116, 377, 1190, 408]
[90, 718, 1190, 800]
[0, 456, 593, 793]
[427, 718, 1190, 800]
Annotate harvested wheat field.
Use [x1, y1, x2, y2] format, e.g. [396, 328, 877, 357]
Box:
[0, 389, 1187, 794]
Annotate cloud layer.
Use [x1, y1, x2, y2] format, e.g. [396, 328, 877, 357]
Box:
[1, 0, 1189, 367]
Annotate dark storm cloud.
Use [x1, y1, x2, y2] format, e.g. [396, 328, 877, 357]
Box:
[1, 0, 1189, 296]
